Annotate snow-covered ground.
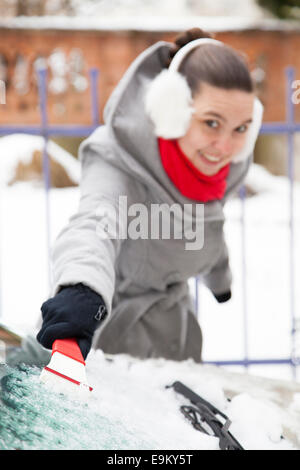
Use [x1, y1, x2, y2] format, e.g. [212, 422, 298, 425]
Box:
[201, 164, 300, 380]
[0, 0, 290, 34]
[69, 0, 266, 20]
[0, 134, 300, 450]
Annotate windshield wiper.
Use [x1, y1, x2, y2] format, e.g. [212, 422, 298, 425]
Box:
[167, 381, 244, 451]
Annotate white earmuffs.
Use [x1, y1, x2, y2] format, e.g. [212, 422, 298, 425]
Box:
[144, 38, 264, 163]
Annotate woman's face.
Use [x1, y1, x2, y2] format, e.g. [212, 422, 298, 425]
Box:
[177, 82, 255, 176]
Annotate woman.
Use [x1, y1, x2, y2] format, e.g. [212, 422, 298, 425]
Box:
[37, 29, 263, 363]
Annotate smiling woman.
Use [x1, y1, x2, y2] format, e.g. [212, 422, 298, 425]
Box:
[36, 28, 264, 365]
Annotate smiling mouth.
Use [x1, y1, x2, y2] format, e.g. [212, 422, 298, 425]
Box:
[197, 151, 223, 165]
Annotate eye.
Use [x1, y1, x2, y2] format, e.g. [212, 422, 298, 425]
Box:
[235, 124, 248, 133]
[204, 119, 219, 129]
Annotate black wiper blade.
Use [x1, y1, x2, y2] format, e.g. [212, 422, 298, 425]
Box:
[167, 381, 244, 451]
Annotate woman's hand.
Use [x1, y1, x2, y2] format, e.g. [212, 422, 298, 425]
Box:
[213, 290, 232, 303]
[37, 283, 107, 359]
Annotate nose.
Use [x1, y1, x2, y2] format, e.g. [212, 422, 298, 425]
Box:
[213, 134, 234, 156]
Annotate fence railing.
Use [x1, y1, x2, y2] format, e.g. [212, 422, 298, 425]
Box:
[202, 67, 299, 377]
[0, 66, 298, 376]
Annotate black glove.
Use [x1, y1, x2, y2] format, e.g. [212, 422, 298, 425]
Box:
[37, 283, 107, 359]
[213, 290, 232, 303]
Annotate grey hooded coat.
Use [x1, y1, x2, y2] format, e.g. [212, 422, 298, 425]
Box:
[51, 41, 255, 362]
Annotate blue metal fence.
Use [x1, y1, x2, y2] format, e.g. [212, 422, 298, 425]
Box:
[0, 66, 298, 373]
[204, 67, 299, 374]
[0, 68, 101, 288]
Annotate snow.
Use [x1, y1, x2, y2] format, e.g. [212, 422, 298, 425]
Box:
[226, 393, 284, 448]
[70, 0, 265, 19]
[0, 354, 298, 450]
[0, 15, 299, 33]
[0, 134, 80, 187]
[204, 163, 300, 375]
[0, 133, 300, 450]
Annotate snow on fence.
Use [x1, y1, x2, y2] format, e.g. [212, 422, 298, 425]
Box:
[0, 66, 298, 375]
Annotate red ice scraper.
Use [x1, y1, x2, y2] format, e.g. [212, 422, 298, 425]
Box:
[40, 338, 93, 392]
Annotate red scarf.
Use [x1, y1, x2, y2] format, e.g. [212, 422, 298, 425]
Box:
[158, 137, 230, 202]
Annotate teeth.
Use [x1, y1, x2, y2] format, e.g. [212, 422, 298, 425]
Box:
[198, 152, 221, 163]
[204, 154, 220, 162]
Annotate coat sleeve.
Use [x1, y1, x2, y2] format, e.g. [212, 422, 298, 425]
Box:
[50, 140, 137, 318]
[201, 234, 232, 297]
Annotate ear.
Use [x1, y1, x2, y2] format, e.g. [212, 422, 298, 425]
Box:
[144, 69, 194, 139]
[232, 98, 264, 163]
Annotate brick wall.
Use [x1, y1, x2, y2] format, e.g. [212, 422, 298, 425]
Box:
[0, 27, 299, 126]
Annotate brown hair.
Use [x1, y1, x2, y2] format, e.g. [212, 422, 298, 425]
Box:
[168, 28, 254, 95]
